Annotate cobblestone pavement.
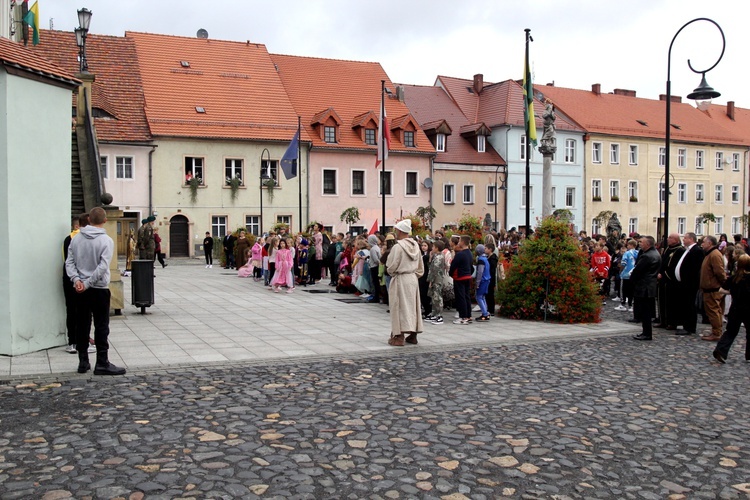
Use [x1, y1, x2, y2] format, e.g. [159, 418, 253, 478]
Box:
[1, 332, 749, 499]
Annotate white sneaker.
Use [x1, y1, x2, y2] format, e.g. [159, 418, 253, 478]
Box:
[628, 307, 634, 312]
[65, 344, 77, 354]
[454, 312, 460, 319]
[431, 317, 444, 324]
[472, 305, 481, 312]
[209, 265, 212, 268]
[614, 305, 627, 311]
[206, 265, 209, 268]
[87, 345, 96, 353]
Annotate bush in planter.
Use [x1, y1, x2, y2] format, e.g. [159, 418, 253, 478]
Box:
[629, 196, 638, 202]
[610, 196, 620, 202]
[497, 216, 601, 323]
[592, 196, 602, 202]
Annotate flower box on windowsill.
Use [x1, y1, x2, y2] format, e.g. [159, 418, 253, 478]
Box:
[610, 196, 620, 202]
[629, 196, 638, 202]
[592, 196, 602, 202]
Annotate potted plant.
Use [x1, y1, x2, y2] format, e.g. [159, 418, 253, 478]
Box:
[610, 195, 620, 202]
[188, 176, 202, 204]
[592, 196, 602, 202]
[629, 195, 638, 202]
[227, 176, 243, 201]
[264, 178, 276, 201]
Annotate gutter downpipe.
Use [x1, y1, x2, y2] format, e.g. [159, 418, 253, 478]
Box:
[148, 145, 157, 215]
[504, 125, 512, 230]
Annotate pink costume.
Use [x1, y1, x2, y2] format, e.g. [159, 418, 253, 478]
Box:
[270, 248, 294, 287]
[251, 242, 263, 268]
[237, 259, 253, 277]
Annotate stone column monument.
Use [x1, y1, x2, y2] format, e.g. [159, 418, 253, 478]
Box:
[539, 101, 557, 218]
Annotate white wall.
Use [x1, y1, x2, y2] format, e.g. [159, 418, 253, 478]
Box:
[0, 69, 72, 355]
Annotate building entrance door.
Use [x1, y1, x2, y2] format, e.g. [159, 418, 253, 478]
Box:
[169, 215, 189, 257]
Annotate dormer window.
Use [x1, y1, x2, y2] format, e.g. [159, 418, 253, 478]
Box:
[477, 135, 486, 153]
[324, 126, 336, 143]
[404, 131, 415, 148]
[180, 61, 190, 68]
[436, 133, 445, 152]
[365, 128, 376, 145]
[195, 106, 206, 113]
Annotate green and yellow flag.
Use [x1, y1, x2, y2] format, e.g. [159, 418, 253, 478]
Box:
[23, 1, 40, 46]
[523, 41, 537, 146]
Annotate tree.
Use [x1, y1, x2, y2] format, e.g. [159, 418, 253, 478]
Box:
[339, 207, 360, 227]
[415, 206, 437, 230]
[498, 216, 601, 323]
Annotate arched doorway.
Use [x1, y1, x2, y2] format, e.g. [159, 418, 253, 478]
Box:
[169, 215, 189, 257]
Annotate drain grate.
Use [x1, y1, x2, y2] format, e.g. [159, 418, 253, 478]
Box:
[303, 289, 335, 294]
[335, 298, 366, 304]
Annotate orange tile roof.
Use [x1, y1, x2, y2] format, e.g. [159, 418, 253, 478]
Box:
[534, 84, 746, 146]
[400, 83, 505, 166]
[126, 32, 303, 142]
[270, 53, 434, 155]
[702, 102, 750, 147]
[0, 36, 78, 86]
[29, 30, 151, 143]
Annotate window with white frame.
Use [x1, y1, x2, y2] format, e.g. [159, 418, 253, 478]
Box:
[405, 172, 418, 196]
[261, 159, 279, 186]
[185, 157, 204, 184]
[245, 215, 260, 236]
[379, 171, 392, 196]
[592, 179, 602, 200]
[628, 180, 638, 201]
[715, 184, 723, 203]
[324, 126, 336, 143]
[732, 217, 740, 234]
[628, 218, 638, 235]
[352, 170, 365, 195]
[477, 135, 486, 153]
[443, 184, 455, 204]
[677, 217, 686, 234]
[628, 145, 638, 165]
[463, 184, 474, 204]
[678, 148, 686, 168]
[609, 180, 620, 200]
[659, 182, 665, 203]
[695, 216, 704, 235]
[550, 186, 556, 208]
[116, 156, 133, 179]
[658, 147, 666, 167]
[677, 182, 687, 203]
[211, 215, 227, 238]
[695, 183, 704, 203]
[323, 169, 337, 195]
[276, 215, 292, 226]
[225, 158, 243, 185]
[715, 151, 724, 170]
[100, 156, 108, 179]
[520, 135, 529, 160]
[731, 185, 740, 203]
[521, 185, 533, 208]
[565, 187, 575, 208]
[715, 217, 723, 234]
[487, 184, 496, 205]
[695, 150, 704, 169]
[436, 133, 446, 152]
[610, 143, 620, 164]
[592, 142, 602, 163]
[592, 218, 600, 235]
[733, 153, 741, 171]
[565, 139, 576, 163]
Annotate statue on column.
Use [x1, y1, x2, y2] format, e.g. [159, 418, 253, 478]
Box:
[606, 213, 622, 250]
[540, 100, 556, 149]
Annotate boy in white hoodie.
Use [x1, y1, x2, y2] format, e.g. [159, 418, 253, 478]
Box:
[65, 207, 126, 376]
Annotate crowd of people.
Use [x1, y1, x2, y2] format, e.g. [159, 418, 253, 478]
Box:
[580, 228, 750, 363]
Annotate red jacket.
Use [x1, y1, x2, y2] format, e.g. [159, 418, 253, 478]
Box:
[590, 250, 611, 279]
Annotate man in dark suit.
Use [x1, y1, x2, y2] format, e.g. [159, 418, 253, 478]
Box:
[632, 235, 662, 341]
[223, 232, 236, 269]
[658, 233, 685, 330]
[673, 232, 704, 335]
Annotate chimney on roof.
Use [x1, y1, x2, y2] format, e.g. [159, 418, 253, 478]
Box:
[473, 74, 483, 95]
[592, 83, 601, 95]
[658, 94, 682, 103]
[613, 88, 636, 97]
[727, 101, 735, 121]
[396, 85, 404, 102]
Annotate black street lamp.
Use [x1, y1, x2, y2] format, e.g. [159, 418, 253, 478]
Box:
[663, 18, 724, 242]
[75, 8, 92, 73]
[494, 165, 508, 231]
[260, 148, 271, 235]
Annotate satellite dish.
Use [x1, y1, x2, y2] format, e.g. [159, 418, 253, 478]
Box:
[423, 177, 433, 189]
[197, 28, 209, 39]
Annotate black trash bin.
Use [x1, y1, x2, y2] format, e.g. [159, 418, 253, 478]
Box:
[131, 259, 155, 314]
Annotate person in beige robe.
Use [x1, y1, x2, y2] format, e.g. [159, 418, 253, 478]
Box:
[386, 219, 424, 346]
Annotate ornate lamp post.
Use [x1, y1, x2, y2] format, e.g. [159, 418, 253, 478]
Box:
[74, 8, 92, 73]
[663, 18, 724, 242]
[260, 148, 271, 235]
[494, 165, 508, 231]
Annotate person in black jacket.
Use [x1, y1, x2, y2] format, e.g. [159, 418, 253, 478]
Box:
[486, 242, 499, 316]
[632, 235, 662, 341]
[657, 233, 685, 330]
[203, 232, 214, 268]
[713, 254, 750, 363]
[449, 235, 474, 324]
[223, 232, 236, 269]
[674, 232, 704, 334]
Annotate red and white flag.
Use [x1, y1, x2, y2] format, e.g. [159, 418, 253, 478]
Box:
[370, 219, 378, 235]
[375, 103, 390, 168]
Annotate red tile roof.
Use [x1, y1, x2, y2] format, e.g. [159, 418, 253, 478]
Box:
[400, 84, 505, 166]
[0, 36, 78, 86]
[127, 32, 303, 142]
[702, 102, 750, 147]
[29, 30, 151, 143]
[271, 53, 434, 154]
[533, 84, 746, 146]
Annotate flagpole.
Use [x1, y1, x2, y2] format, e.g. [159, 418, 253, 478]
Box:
[524, 28, 532, 235]
[297, 116, 302, 233]
[380, 79, 386, 235]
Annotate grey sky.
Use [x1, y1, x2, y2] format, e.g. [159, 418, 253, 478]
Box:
[38, 0, 747, 105]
